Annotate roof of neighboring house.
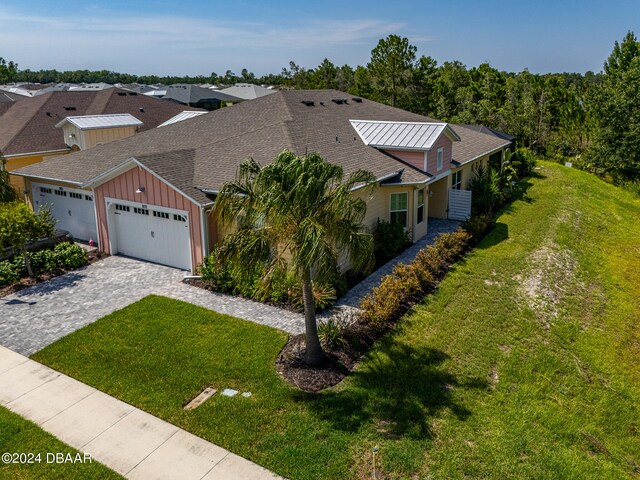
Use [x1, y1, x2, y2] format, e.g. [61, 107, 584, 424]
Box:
[351, 120, 460, 149]
[14, 90, 512, 205]
[218, 83, 277, 100]
[0, 91, 23, 103]
[451, 125, 512, 166]
[162, 84, 242, 105]
[55, 113, 143, 130]
[0, 88, 204, 156]
[157, 110, 208, 128]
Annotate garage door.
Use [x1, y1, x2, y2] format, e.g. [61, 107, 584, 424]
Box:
[32, 183, 98, 242]
[109, 201, 192, 271]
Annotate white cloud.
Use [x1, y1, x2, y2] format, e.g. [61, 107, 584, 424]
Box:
[0, 6, 411, 75]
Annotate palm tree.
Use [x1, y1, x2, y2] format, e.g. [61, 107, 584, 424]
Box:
[215, 151, 376, 366]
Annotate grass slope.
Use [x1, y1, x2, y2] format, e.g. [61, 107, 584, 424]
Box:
[33, 162, 640, 479]
[0, 406, 123, 479]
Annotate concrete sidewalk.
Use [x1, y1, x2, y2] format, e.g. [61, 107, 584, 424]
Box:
[0, 346, 281, 480]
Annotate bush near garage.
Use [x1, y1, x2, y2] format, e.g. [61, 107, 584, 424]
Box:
[0, 242, 89, 288]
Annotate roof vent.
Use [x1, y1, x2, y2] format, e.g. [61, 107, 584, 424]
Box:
[332, 98, 348, 105]
[63, 106, 76, 111]
[46, 112, 51, 117]
[301, 100, 315, 107]
[139, 107, 144, 112]
[352, 97, 363, 103]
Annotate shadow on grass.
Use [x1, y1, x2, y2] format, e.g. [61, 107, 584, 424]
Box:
[476, 222, 509, 250]
[293, 339, 488, 440]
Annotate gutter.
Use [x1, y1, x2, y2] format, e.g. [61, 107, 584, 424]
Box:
[4, 148, 70, 159]
[350, 169, 404, 192]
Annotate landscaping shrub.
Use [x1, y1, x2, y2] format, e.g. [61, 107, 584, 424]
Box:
[29, 248, 58, 275]
[513, 147, 538, 178]
[199, 247, 340, 310]
[461, 214, 496, 244]
[469, 165, 503, 215]
[318, 314, 352, 351]
[198, 246, 234, 291]
[0, 260, 20, 286]
[374, 219, 411, 262]
[360, 229, 471, 332]
[52, 242, 88, 269]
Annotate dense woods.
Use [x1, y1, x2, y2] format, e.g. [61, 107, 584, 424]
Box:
[4, 31, 640, 186]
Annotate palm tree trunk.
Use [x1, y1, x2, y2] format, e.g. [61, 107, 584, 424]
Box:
[302, 271, 325, 366]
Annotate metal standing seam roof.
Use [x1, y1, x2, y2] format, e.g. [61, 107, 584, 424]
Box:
[350, 120, 458, 150]
[157, 110, 208, 128]
[55, 114, 143, 130]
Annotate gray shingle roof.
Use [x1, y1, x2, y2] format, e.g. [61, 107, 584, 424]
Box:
[14, 90, 512, 205]
[0, 88, 204, 156]
[451, 125, 512, 165]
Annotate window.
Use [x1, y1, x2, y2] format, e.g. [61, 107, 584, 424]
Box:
[153, 210, 169, 219]
[69, 192, 83, 199]
[85, 195, 93, 201]
[173, 214, 186, 222]
[416, 190, 425, 224]
[54, 190, 67, 197]
[115, 204, 130, 212]
[39, 187, 52, 194]
[437, 147, 444, 171]
[390, 192, 408, 228]
[134, 207, 149, 215]
[452, 170, 462, 190]
[489, 151, 503, 171]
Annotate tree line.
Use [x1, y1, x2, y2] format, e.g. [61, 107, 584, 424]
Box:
[2, 31, 639, 185]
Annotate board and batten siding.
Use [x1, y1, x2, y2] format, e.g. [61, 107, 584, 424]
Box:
[426, 134, 453, 174]
[62, 124, 138, 151]
[93, 166, 203, 270]
[383, 134, 453, 175]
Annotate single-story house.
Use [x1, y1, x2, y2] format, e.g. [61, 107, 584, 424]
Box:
[161, 84, 242, 111]
[13, 90, 512, 272]
[0, 88, 204, 193]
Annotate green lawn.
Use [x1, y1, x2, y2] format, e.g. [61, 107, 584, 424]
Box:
[0, 406, 122, 479]
[33, 161, 640, 479]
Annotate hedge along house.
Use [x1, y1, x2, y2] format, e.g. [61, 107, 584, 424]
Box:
[13, 90, 511, 273]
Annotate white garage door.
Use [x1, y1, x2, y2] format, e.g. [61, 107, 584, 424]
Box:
[108, 200, 192, 271]
[31, 182, 98, 242]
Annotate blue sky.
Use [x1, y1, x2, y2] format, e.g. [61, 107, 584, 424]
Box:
[1, 0, 639, 76]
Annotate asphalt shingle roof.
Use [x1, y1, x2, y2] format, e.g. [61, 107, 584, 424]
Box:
[14, 90, 512, 205]
[0, 88, 204, 156]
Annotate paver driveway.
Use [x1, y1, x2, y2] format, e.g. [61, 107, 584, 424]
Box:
[0, 256, 305, 356]
[0, 219, 461, 356]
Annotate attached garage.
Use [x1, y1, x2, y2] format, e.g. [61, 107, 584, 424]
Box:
[31, 182, 98, 242]
[106, 199, 192, 270]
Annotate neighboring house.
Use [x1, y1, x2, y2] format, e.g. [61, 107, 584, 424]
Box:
[161, 84, 242, 111]
[0, 88, 204, 193]
[218, 83, 277, 100]
[13, 90, 511, 272]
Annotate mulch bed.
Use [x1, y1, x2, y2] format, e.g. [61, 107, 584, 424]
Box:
[276, 321, 378, 392]
[0, 250, 107, 299]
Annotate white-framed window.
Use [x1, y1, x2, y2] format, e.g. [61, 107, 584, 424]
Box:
[452, 170, 462, 190]
[390, 192, 408, 228]
[437, 147, 444, 171]
[416, 189, 425, 224]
